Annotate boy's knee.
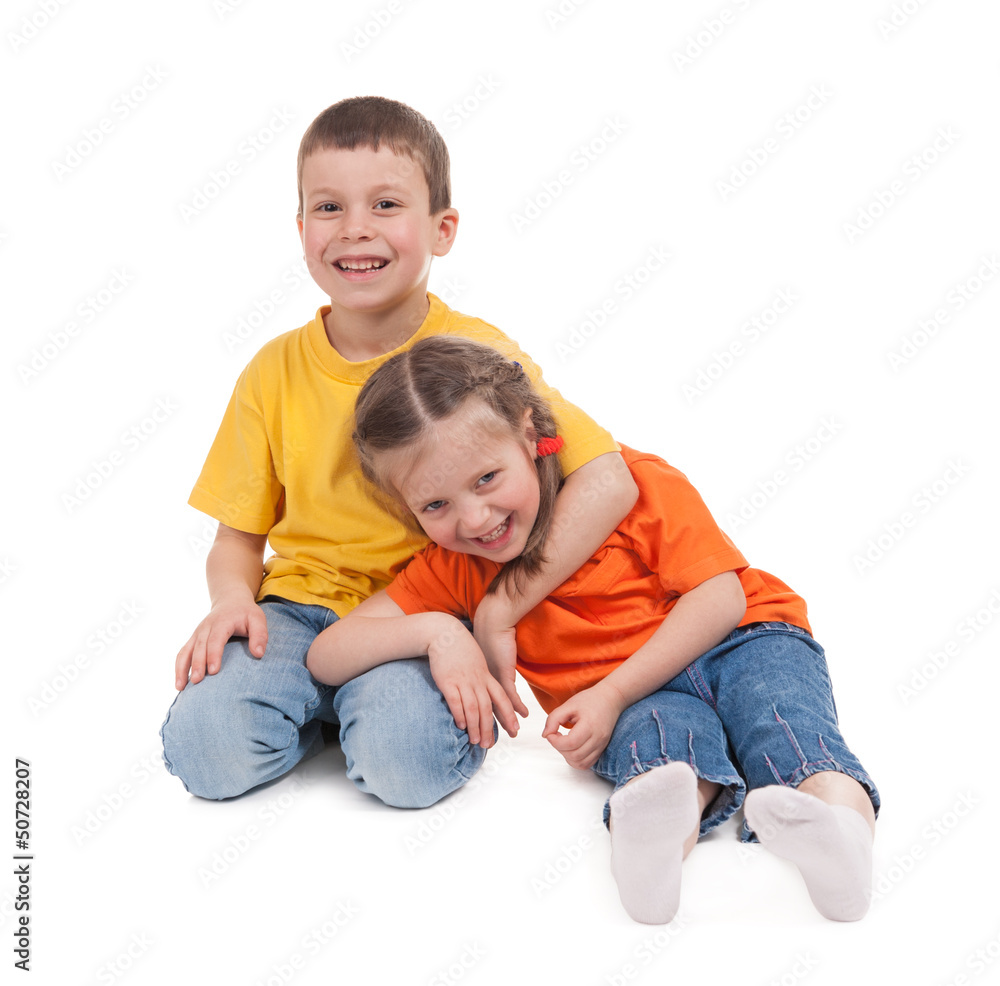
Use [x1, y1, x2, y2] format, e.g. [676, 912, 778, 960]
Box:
[160, 686, 290, 800]
[336, 666, 491, 807]
[348, 737, 487, 809]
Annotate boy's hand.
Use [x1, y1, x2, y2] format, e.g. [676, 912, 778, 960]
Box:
[541, 683, 628, 770]
[427, 620, 519, 748]
[174, 594, 268, 690]
[473, 596, 530, 720]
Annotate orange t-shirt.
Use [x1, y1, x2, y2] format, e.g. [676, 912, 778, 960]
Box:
[385, 445, 811, 714]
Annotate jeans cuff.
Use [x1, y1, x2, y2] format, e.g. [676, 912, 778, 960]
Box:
[602, 758, 745, 837]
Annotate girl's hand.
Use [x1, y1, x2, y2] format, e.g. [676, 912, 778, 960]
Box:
[473, 595, 530, 719]
[541, 683, 628, 770]
[427, 621, 519, 748]
[174, 594, 268, 690]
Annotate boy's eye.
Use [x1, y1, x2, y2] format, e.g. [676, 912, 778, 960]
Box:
[477, 472, 496, 487]
[318, 203, 341, 213]
[374, 200, 397, 210]
[423, 500, 445, 513]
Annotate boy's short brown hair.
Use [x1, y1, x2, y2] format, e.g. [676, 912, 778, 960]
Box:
[296, 96, 451, 217]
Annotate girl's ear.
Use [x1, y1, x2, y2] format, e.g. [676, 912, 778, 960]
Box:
[522, 407, 538, 457]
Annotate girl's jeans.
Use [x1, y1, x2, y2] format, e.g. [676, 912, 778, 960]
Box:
[592, 622, 880, 841]
[160, 597, 487, 806]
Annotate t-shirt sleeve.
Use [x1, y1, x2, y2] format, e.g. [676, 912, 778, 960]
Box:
[463, 325, 620, 477]
[384, 545, 494, 619]
[187, 366, 284, 535]
[624, 453, 748, 597]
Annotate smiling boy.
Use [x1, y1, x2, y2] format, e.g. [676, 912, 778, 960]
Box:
[160, 96, 636, 806]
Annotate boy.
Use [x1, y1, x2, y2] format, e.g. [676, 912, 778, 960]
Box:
[160, 96, 637, 807]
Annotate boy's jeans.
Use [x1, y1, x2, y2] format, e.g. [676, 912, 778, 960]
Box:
[160, 597, 487, 806]
[593, 622, 880, 841]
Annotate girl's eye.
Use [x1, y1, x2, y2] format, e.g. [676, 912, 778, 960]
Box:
[477, 472, 496, 487]
[423, 500, 445, 513]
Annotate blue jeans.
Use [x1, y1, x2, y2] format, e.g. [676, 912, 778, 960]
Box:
[592, 623, 880, 841]
[160, 597, 488, 806]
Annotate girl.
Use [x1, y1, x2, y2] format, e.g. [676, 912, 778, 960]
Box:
[307, 336, 879, 924]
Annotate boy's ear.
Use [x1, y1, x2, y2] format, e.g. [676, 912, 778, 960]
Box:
[432, 208, 459, 258]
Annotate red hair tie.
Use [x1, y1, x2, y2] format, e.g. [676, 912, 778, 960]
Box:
[536, 435, 564, 457]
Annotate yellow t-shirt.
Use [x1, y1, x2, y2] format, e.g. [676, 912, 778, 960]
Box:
[189, 294, 620, 615]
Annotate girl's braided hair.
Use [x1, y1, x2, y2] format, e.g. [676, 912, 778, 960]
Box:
[353, 335, 563, 595]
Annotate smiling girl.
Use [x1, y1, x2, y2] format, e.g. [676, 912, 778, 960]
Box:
[306, 335, 879, 925]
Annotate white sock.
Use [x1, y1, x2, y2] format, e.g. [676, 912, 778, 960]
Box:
[743, 785, 873, 921]
[608, 762, 698, 925]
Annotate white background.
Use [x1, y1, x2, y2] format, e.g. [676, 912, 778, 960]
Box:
[5, 0, 1000, 983]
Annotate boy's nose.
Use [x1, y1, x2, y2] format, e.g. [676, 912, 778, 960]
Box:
[340, 209, 374, 240]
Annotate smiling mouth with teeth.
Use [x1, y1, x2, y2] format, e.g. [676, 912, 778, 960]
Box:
[336, 259, 387, 271]
[475, 517, 510, 544]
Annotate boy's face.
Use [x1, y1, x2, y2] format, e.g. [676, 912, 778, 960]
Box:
[297, 145, 457, 321]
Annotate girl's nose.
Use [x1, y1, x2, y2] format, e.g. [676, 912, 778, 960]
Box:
[457, 500, 491, 536]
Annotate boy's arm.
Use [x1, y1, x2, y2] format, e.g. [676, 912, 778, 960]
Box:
[174, 524, 268, 690]
[542, 571, 747, 768]
[474, 450, 638, 714]
[306, 592, 519, 748]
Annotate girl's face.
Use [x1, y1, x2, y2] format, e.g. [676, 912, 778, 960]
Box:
[392, 406, 541, 565]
